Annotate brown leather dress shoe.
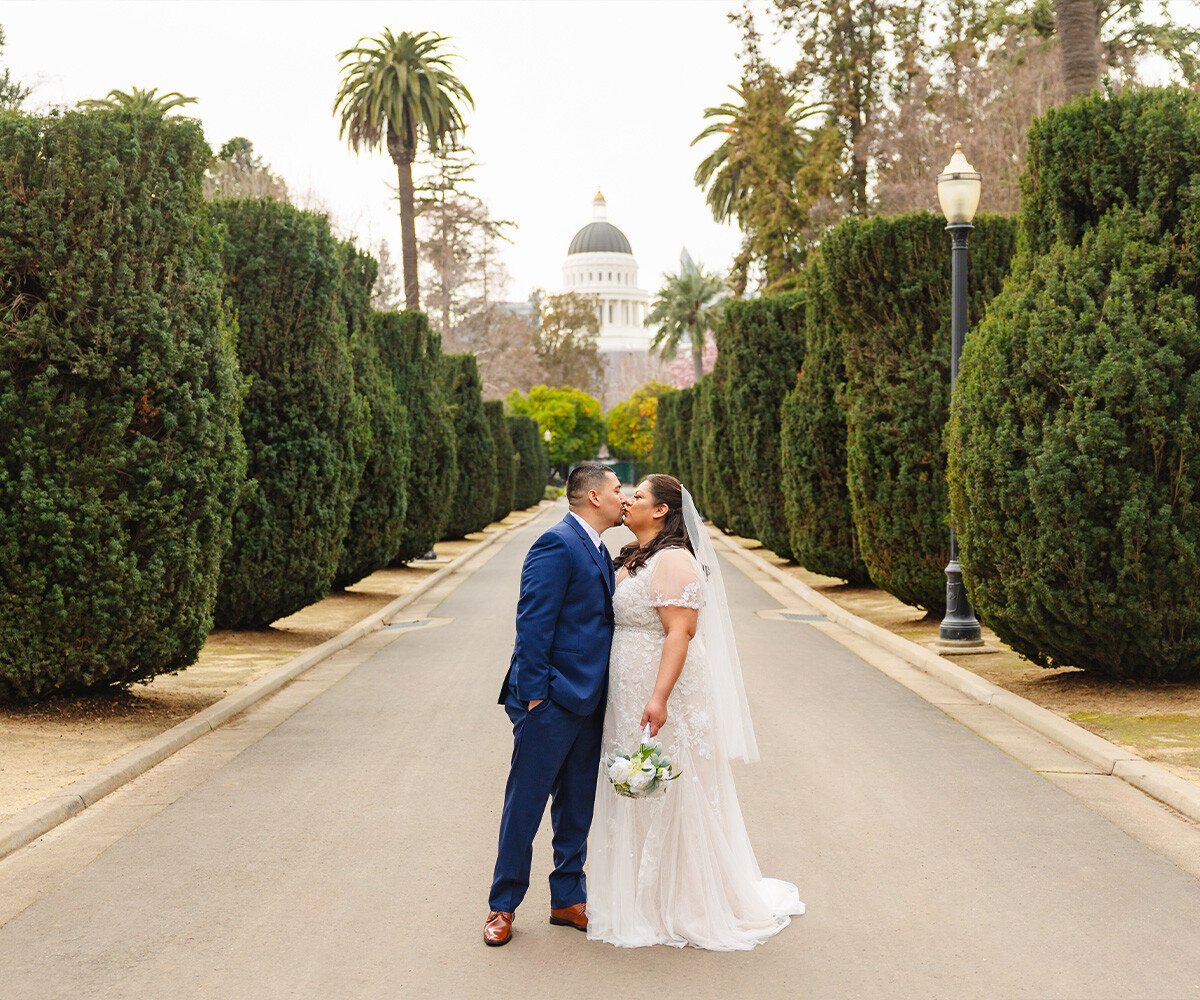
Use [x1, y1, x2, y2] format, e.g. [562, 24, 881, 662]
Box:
[549, 902, 587, 931]
[484, 910, 514, 946]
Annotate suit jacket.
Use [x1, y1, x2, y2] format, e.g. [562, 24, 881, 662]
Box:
[498, 514, 616, 716]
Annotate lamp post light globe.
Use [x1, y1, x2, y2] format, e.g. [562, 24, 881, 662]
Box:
[543, 428, 552, 444]
[936, 142, 985, 648]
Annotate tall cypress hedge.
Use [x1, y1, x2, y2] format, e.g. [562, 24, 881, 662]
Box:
[441, 353, 497, 539]
[485, 400, 516, 523]
[833, 213, 1016, 610]
[375, 311, 458, 564]
[701, 335, 757, 537]
[0, 110, 246, 700]
[670, 385, 696, 488]
[723, 294, 805, 557]
[685, 378, 709, 507]
[652, 391, 679, 476]
[508, 414, 547, 509]
[780, 251, 868, 582]
[949, 87, 1200, 680]
[334, 247, 411, 589]
[211, 199, 367, 628]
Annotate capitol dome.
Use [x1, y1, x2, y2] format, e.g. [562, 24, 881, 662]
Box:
[568, 220, 632, 255]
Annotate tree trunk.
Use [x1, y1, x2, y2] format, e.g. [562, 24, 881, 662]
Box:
[691, 333, 705, 384]
[388, 127, 420, 312]
[1057, 0, 1101, 100]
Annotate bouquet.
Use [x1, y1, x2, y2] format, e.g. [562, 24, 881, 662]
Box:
[604, 724, 682, 799]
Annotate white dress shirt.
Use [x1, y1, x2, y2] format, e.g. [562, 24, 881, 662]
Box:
[568, 510, 604, 551]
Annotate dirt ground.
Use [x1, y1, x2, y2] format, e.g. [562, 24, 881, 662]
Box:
[735, 537, 1200, 786]
[0, 505, 549, 825]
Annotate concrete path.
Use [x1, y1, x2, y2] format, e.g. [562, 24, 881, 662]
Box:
[2, 505, 1200, 1000]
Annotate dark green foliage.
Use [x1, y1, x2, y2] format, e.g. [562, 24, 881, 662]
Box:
[211, 198, 367, 628]
[780, 252, 868, 582]
[375, 311, 458, 564]
[685, 378, 709, 509]
[334, 247, 411, 588]
[0, 110, 245, 699]
[722, 294, 806, 556]
[949, 87, 1200, 681]
[833, 212, 1017, 610]
[442, 354, 497, 539]
[485, 400, 516, 523]
[701, 338, 757, 537]
[652, 391, 678, 475]
[670, 386, 696, 488]
[508, 414, 548, 509]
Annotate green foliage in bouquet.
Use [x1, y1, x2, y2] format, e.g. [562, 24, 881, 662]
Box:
[0, 110, 245, 699]
[722, 294, 806, 557]
[485, 400, 516, 524]
[780, 251, 868, 582]
[833, 212, 1016, 610]
[335, 246, 412, 588]
[949, 87, 1200, 680]
[374, 311, 458, 564]
[442, 353, 498, 539]
[508, 414, 548, 509]
[211, 198, 368, 628]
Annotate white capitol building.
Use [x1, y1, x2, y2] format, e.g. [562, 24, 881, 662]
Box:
[559, 191, 667, 406]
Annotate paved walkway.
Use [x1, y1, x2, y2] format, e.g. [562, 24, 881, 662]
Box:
[2, 505, 1200, 999]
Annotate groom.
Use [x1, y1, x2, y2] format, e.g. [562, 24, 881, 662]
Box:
[485, 463, 627, 947]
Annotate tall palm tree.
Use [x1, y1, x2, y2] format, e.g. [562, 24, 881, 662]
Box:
[1056, 0, 1102, 98]
[645, 250, 727, 384]
[333, 29, 473, 311]
[77, 87, 197, 114]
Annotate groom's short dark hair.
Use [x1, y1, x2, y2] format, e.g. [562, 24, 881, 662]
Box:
[567, 463, 614, 506]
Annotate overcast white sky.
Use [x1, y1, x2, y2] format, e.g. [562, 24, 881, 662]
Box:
[4, 1, 1197, 302]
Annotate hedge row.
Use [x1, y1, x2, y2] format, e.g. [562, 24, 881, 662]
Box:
[0, 110, 545, 701]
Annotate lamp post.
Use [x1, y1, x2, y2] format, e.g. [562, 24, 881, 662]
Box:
[936, 143, 983, 646]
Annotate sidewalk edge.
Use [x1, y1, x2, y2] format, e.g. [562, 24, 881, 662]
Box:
[710, 528, 1200, 825]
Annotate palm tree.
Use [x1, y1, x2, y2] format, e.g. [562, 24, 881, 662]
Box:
[333, 29, 473, 311]
[645, 250, 727, 384]
[77, 87, 197, 114]
[1056, 0, 1102, 98]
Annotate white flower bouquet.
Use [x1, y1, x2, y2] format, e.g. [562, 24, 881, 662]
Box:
[604, 724, 682, 799]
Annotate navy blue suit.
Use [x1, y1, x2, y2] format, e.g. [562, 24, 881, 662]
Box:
[490, 514, 615, 913]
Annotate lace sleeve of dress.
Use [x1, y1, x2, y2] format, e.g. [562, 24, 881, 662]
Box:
[649, 547, 705, 610]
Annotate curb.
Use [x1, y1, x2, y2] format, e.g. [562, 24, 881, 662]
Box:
[0, 504, 554, 863]
[710, 528, 1200, 824]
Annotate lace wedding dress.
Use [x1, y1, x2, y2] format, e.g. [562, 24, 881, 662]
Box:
[586, 546, 804, 950]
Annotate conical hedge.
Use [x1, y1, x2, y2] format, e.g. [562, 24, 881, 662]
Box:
[0, 110, 245, 700]
[375, 312, 458, 564]
[441, 353, 497, 539]
[834, 212, 1016, 610]
[949, 87, 1200, 680]
[211, 199, 367, 628]
[334, 247, 411, 589]
[704, 329, 757, 538]
[508, 414, 547, 509]
[485, 400, 516, 523]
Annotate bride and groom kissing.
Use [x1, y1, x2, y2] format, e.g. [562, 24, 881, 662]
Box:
[486, 464, 803, 951]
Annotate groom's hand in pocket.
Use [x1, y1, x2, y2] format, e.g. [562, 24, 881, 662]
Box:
[527, 699, 544, 711]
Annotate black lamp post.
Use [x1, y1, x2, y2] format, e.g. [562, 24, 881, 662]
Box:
[936, 143, 983, 646]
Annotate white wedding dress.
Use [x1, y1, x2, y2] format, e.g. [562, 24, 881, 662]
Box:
[586, 546, 804, 950]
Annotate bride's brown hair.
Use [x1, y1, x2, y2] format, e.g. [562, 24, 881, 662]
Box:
[614, 474, 693, 576]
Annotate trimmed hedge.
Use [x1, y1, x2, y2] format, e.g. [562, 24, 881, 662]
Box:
[375, 311, 458, 564]
[442, 353, 497, 539]
[652, 391, 678, 476]
[949, 87, 1200, 680]
[211, 198, 367, 628]
[701, 336, 757, 537]
[508, 413, 548, 509]
[670, 385, 697, 489]
[780, 252, 868, 582]
[834, 212, 1016, 610]
[0, 110, 245, 699]
[723, 294, 806, 557]
[485, 400, 516, 523]
[334, 247, 411, 588]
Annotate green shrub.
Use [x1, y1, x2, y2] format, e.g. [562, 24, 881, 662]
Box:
[374, 311, 458, 564]
[723, 294, 805, 556]
[442, 354, 497, 539]
[507, 385, 605, 470]
[700, 338, 757, 537]
[608, 382, 673, 463]
[949, 87, 1200, 680]
[485, 400, 516, 523]
[0, 110, 245, 699]
[670, 386, 697, 488]
[780, 251, 868, 582]
[651, 391, 678, 475]
[211, 198, 367, 628]
[508, 414, 548, 509]
[686, 376, 713, 511]
[833, 213, 1017, 610]
[334, 247, 411, 588]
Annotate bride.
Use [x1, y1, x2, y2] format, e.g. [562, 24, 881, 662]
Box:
[586, 474, 804, 950]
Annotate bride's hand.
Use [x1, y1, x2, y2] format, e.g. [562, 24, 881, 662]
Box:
[641, 696, 667, 737]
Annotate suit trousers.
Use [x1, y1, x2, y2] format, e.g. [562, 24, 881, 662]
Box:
[489, 691, 604, 913]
